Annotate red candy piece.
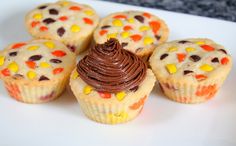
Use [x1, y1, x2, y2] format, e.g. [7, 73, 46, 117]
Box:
[221, 57, 229, 65]
[25, 61, 36, 69]
[143, 12, 151, 18]
[69, 6, 81, 11]
[99, 30, 108, 36]
[177, 53, 186, 62]
[130, 34, 142, 42]
[149, 21, 160, 34]
[31, 21, 40, 27]
[53, 68, 64, 75]
[51, 50, 67, 57]
[40, 26, 48, 32]
[113, 15, 127, 19]
[11, 43, 26, 49]
[98, 92, 111, 99]
[200, 45, 215, 51]
[1, 68, 10, 76]
[123, 25, 133, 31]
[195, 74, 207, 81]
[59, 16, 68, 21]
[83, 17, 93, 25]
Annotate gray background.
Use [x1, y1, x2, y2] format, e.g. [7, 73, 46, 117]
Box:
[103, 0, 236, 22]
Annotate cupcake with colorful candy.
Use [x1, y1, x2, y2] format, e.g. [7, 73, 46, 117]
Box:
[93, 11, 169, 61]
[149, 38, 232, 103]
[25, 1, 99, 54]
[70, 38, 156, 124]
[0, 39, 76, 103]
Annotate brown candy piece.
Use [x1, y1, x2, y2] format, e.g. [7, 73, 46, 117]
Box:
[135, 47, 143, 53]
[190, 55, 201, 62]
[50, 59, 62, 63]
[178, 40, 191, 44]
[38, 5, 47, 9]
[49, 9, 59, 15]
[134, 15, 144, 23]
[160, 53, 168, 60]
[211, 57, 219, 63]
[29, 55, 42, 61]
[155, 35, 161, 41]
[101, 25, 111, 29]
[183, 70, 193, 75]
[57, 27, 65, 37]
[9, 52, 17, 57]
[218, 49, 227, 54]
[39, 75, 50, 81]
[121, 42, 128, 47]
[43, 18, 56, 25]
[130, 86, 139, 92]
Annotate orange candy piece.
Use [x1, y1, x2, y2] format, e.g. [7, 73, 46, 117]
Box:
[25, 61, 36, 69]
[31, 21, 40, 27]
[51, 50, 67, 57]
[123, 25, 133, 31]
[1, 68, 10, 76]
[143, 12, 151, 18]
[11, 43, 26, 49]
[53, 68, 64, 75]
[99, 30, 108, 36]
[59, 16, 68, 21]
[195, 84, 217, 100]
[40, 26, 48, 32]
[177, 53, 186, 62]
[69, 6, 81, 11]
[98, 92, 111, 99]
[221, 57, 229, 65]
[200, 45, 215, 51]
[129, 95, 147, 110]
[83, 17, 93, 25]
[113, 15, 127, 19]
[149, 21, 160, 34]
[130, 34, 142, 42]
[195, 74, 207, 81]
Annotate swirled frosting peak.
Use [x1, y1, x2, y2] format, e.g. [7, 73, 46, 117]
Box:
[77, 38, 147, 93]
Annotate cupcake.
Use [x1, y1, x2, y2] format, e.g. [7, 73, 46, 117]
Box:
[70, 39, 156, 124]
[93, 11, 169, 61]
[25, 1, 99, 54]
[149, 38, 232, 104]
[0, 39, 76, 103]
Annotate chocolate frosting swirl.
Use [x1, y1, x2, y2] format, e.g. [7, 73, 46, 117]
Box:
[77, 38, 147, 93]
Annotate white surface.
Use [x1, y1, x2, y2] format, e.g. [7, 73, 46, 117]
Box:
[0, 0, 236, 146]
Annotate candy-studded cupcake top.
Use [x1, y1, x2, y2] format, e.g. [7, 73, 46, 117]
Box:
[150, 38, 232, 82]
[25, 1, 99, 46]
[0, 39, 76, 81]
[93, 11, 169, 57]
[77, 38, 147, 93]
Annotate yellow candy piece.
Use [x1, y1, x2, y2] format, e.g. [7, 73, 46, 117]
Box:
[128, 18, 134, 23]
[27, 46, 39, 51]
[72, 71, 79, 80]
[8, 62, 19, 73]
[70, 25, 80, 33]
[185, 47, 195, 52]
[139, 26, 150, 31]
[33, 13, 43, 20]
[83, 85, 93, 95]
[59, 1, 69, 6]
[166, 64, 177, 74]
[168, 47, 178, 52]
[27, 71, 36, 79]
[40, 62, 50, 68]
[116, 91, 126, 101]
[107, 112, 128, 124]
[200, 64, 214, 72]
[144, 37, 154, 45]
[195, 41, 205, 45]
[0, 56, 5, 66]
[84, 10, 94, 16]
[112, 19, 123, 27]
[44, 41, 55, 49]
[121, 31, 130, 38]
[107, 33, 117, 39]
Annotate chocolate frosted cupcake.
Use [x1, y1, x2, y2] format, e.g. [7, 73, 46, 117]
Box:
[93, 11, 169, 60]
[149, 38, 232, 103]
[70, 39, 156, 124]
[0, 39, 76, 103]
[25, 1, 99, 54]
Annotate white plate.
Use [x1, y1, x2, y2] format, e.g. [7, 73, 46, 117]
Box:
[0, 0, 236, 146]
